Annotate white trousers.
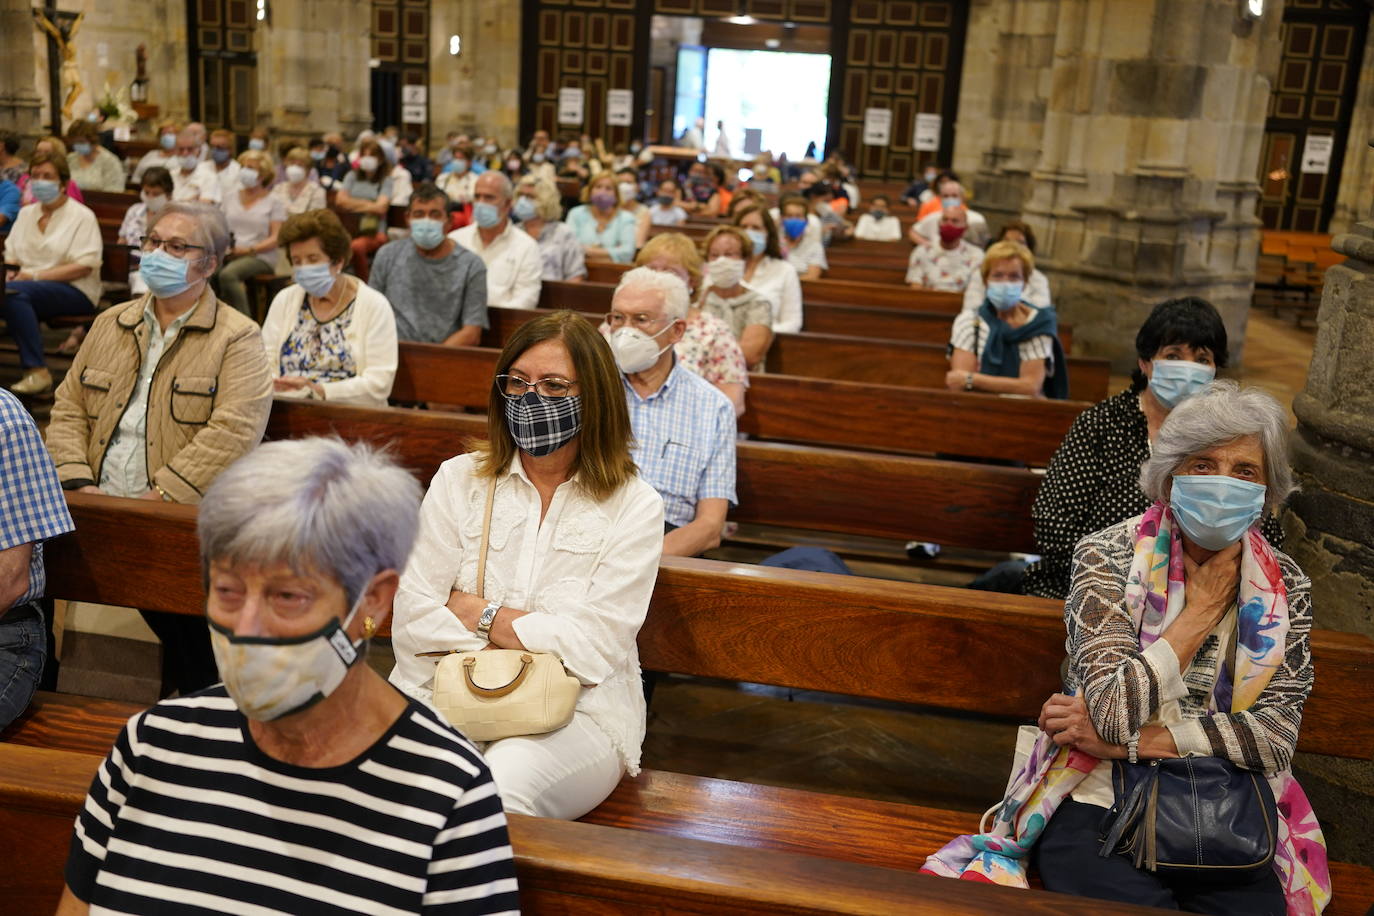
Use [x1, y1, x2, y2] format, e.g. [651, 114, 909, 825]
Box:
[482, 711, 624, 820]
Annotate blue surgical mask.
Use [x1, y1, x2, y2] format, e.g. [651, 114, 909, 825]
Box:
[782, 217, 807, 240]
[446, 158, 468, 175]
[409, 217, 446, 250]
[746, 228, 769, 255]
[986, 281, 1024, 311]
[72, 142, 92, 157]
[160, 133, 176, 150]
[1170, 474, 1266, 551]
[294, 262, 337, 298]
[1149, 359, 1216, 409]
[211, 147, 231, 164]
[473, 201, 502, 228]
[29, 179, 60, 204]
[139, 248, 197, 298]
[248, 138, 266, 151]
[310, 149, 326, 161]
[512, 196, 538, 222]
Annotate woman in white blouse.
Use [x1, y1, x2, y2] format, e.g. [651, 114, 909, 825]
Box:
[261, 208, 397, 407]
[2, 151, 102, 395]
[390, 310, 664, 820]
[732, 203, 804, 334]
[216, 149, 285, 317]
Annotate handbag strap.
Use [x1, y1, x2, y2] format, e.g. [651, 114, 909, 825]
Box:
[475, 475, 497, 601]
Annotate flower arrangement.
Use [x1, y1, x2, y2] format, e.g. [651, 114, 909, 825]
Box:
[95, 79, 138, 126]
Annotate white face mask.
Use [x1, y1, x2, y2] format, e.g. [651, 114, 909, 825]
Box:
[609, 323, 674, 374]
[358, 155, 379, 174]
[238, 169, 261, 189]
[208, 591, 368, 722]
[141, 191, 168, 213]
[284, 164, 306, 183]
[706, 257, 745, 289]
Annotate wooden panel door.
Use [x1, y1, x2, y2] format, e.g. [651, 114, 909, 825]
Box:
[188, 0, 257, 134]
[1258, 0, 1368, 232]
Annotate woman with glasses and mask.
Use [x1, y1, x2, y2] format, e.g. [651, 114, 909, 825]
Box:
[261, 209, 398, 407]
[58, 438, 520, 915]
[390, 310, 663, 820]
[2, 152, 102, 395]
[47, 200, 272, 698]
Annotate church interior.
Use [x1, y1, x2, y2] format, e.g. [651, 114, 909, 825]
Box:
[1, 0, 1373, 912]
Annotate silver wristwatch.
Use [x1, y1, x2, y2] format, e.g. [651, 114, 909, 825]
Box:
[1127, 731, 1140, 764]
[474, 600, 501, 640]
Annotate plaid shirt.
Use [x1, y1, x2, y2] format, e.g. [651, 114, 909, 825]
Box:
[623, 360, 737, 528]
[0, 390, 75, 608]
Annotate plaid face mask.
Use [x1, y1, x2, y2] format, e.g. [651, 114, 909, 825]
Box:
[504, 391, 582, 457]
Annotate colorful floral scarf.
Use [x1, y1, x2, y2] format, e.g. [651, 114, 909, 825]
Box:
[921, 503, 1331, 915]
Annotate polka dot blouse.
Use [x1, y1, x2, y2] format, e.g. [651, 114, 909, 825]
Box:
[1022, 388, 1285, 600]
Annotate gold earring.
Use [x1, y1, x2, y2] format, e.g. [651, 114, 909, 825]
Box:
[362, 616, 376, 639]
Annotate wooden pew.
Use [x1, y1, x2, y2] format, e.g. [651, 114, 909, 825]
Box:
[14, 497, 1374, 914]
[0, 745, 1169, 916]
[264, 397, 1043, 552]
[532, 285, 1075, 351]
[803, 277, 961, 313]
[393, 336, 1085, 465]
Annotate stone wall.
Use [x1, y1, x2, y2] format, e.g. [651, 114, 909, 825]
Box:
[254, 0, 372, 146]
[1286, 221, 1374, 867]
[428, 0, 522, 146]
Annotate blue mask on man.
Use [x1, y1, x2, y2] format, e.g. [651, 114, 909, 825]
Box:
[139, 248, 197, 298]
[986, 281, 1024, 312]
[211, 147, 231, 164]
[1149, 359, 1216, 409]
[1170, 474, 1266, 551]
[409, 217, 446, 250]
[473, 202, 503, 228]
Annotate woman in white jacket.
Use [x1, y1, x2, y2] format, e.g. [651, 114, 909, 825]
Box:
[262, 209, 398, 407]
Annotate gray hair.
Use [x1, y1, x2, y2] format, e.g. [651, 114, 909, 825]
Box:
[614, 265, 689, 321]
[1139, 380, 1295, 514]
[198, 438, 422, 607]
[148, 201, 231, 269]
[476, 169, 513, 201]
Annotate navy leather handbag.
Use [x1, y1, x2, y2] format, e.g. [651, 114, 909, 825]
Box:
[1098, 756, 1277, 880]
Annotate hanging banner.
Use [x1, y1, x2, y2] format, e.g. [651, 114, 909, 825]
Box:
[914, 113, 941, 151]
[862, 107, 892, 146]
[558, 87, 585, 125]
[606, 89, 633, 126]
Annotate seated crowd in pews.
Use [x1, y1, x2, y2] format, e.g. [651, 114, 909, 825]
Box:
[0, 119, 1349, 915]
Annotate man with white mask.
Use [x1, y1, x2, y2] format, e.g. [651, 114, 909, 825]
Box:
[448, 170, 543, 310]
[170, 130, 221, 204]
[370, 182, 488, 346]
[605, 267, 736, 557]
[206, 129, 243, 199]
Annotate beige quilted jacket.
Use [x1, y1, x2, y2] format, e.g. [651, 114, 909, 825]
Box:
[46, 288, 272, 504]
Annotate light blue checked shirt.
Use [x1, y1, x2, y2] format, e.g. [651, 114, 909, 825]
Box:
[0, 390, 75, 608]
[622, 360, 737, 528]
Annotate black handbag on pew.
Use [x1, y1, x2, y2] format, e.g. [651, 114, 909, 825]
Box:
[1097, 756, 1277, 881]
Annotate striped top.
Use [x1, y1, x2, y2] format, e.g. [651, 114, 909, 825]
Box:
[66, 688, 520, 915]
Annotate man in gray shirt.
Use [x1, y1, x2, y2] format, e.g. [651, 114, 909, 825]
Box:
[369, 183, 489, 345]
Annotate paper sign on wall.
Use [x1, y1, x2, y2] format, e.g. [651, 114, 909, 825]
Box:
[1301, 134, 1333, 174]
[402, 85, 427, 105]
[402, 104, 426, 123]
[558, 87, 585, 125]
[914, 113, 941, 151]
[862, 108, 892, 146]
[607, 89, 633, 126]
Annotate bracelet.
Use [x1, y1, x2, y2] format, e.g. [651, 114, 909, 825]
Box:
[1127, 731, 1140, 764]
[963, 372, 974, 391]
[153, 484, 173, 502]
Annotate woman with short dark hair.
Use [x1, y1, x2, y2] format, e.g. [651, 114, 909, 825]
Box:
[390, 310, 664, 820]
[64, 119, 124, 192]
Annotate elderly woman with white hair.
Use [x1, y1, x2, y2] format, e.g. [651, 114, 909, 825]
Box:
[924, 382, 1330, 914]
[57, 438, 520, 916]
[515, 174, 586, 282]
[47, 200, 273, 699]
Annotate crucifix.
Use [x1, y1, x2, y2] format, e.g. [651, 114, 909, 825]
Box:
[32, 1, 86, 135]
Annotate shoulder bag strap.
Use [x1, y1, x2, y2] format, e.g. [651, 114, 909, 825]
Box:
[475, 475, 497, 601]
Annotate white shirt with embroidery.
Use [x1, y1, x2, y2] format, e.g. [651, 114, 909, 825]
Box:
[389, 452, 664, 773]
[450, 222, 544, 310]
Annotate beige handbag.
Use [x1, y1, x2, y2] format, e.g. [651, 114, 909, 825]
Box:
[423, 477, 580, 742]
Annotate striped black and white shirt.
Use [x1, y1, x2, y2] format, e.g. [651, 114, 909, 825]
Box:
[66, 688, 520, 914]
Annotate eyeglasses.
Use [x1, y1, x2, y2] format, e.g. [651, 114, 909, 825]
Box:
[140, 235, 207, 258]
[495, 374, 578, 400]
[605, 311, 668, 332]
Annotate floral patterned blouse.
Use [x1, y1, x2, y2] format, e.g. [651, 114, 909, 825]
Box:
[278, 297, 358, 382]
[675, 309, 748, 389]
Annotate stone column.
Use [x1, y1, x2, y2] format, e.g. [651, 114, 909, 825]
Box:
[1001, 0, 1282, 371]
[1285, 222, 1374, 867]
[0, 0, 47, 137]
[1330, 17, 1374, 235]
